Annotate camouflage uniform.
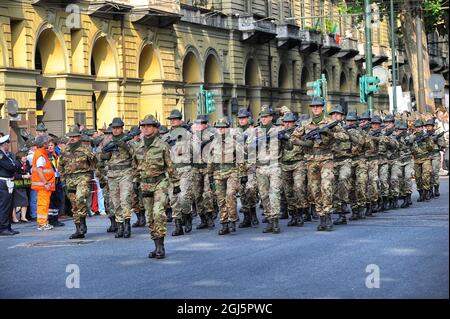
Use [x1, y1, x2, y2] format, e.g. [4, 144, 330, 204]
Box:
[129, 137, 146, 226]
[365, 124, 381, 209]
[429, 129, 447, 195]
[382, 128, 400, 207]
[412, 125, 434, 201]
[392, 125, 414, 207]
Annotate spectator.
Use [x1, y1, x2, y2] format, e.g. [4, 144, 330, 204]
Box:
[12, 151, 31, 223]
[26, 140, 38, 221]
[47, 139, 65, 227]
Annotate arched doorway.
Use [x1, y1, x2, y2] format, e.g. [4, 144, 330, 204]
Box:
[300, 67, 311, 90]
[244, 58, 261, 117]
[339, 72, 349, 92]
[138, 43, 162, 120]
[182, 51, 202, 121]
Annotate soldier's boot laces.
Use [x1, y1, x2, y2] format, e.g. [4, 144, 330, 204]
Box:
[296, 208, 304, 227]
[172, 219, 184, 236]
[107, 216, 117, 232]
[317, 216, 327, 231]
[424, 189, 431, 202]
[183, 213, 192, 233]
[132, 212, 141, 227]
[69, 223, 85, 239]
[333, 214, 347, 225]
[417, 190, 424, 202]
[272, 218, 281, 234]
[115, 222, 124, 238]
[325, 214, 334, 231]
[123, 219, 131, 238]
[434, 185, 440, 197]
[229, 221, 236, 232]
[238, 211, 251, 228]
[79, 217, 87, 235]
[287, 210, 297, 226]
[196, 214, 208, 229]
[218, 222, 230, 235]
[207, 212, 215, 229]
[365, 203, 373, 217]
[166, 208, 173, 223]
[262, 220, 274, 233]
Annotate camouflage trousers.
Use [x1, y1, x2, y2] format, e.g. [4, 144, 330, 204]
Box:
[239, 165, 257, 212]
[131, 185, 144, 214]
[141, 179, 169, 240]
[109, 173, 133, 223]
[414, 158, 432, 191]
[431, 153, 441, 187]
[102, 183, 114, 218]
[333, 158, 352, 210]
[192, 166, 214, 216]
[366, 158, 379, 203]
[170, 166, 193, 220]
[393, 157, 414, 196]
[66, 175, 91, 224]
[389, 159, 402, 197]
[214, 169, 239, 224]
[256, 163, 282, 220]
[349, 158, 368, 210]
[378, 160, 390, 198]
[307, 159, 334, 217]
[281, 161, 308, 211]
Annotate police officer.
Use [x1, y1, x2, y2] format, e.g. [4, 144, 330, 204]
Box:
[0, 135, 20, 236]
[36, 122, 48, 137]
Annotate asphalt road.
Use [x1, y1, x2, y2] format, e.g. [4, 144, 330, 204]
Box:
[1, 178, 448, 299]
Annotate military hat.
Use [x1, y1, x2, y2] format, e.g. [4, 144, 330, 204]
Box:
[370, 115, 382, 124]
[81, 134, 91, 142]
[214, 117, 230, 128]
[159, 125, 169, 135]
[140, 114, 159, 126]
[275, 117, 283, 126]
[67, 126, 81, 137]
[194, 114, 209, 124]
[424, 118, 435, 126]
[111, 117, 124, 127]
[25, 139, 37, 148]
[329, 104, 344, 115]
[383, 114, 395, 122]
[35, 135, 48, 147]
[130, 126, 141, 136]
[259, 105, 274, 116]
[36, 122, 47, 132]
[414, 120, 424, 127]
[282, 112, 297, 122]
[105, 125, 113, 134]
[309, 97, 325, 107]
[167, 109, 182, 120]
[346, 112, 358, 121]
[84, 128, 96, 136]
[0, 134, 10, 145]
[359, 112, 371, 121]
[396, 121, 408, 130]
[237, 107, 250, 118]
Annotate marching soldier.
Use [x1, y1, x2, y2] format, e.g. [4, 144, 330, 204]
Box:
[128, 126, 146, 227]
[132, 115, 180, 259]
[98, 125, 115, 232]
[382, 115, 400, 209]
[412, 120, 434, 202]
[424, 118, 446, 197]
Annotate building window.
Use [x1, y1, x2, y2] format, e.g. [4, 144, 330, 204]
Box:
[74, 112, 86, 127]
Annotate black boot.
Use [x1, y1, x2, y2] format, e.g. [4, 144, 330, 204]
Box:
[206, 212, 215, 229]
[372, 201, 379, 213]
[262, 216, 268, 223]
[349, 208, 360, 221]
[140, 212, 147, 226]
[280, 208, 288, 220]
[272, 218, 280, 234]
[123, 218, 131, 238]
[296, 208, 304, 227]
[287, 210, 297, 226]
[79, 217, 87, 234]
[365, 203, 373, 217]
[434, 185, 440, 197]
[325, 214, 334, 231]
[424, 189, 431, 201]
[381, 196, 390, 211]
[132, 212, 141, 227]
[406, 193, 413, 206]
[115, 222, 124, 238]
[391, 196, 399, 209]
[155, 237, 165, 259]
[107, 216, 117, 233]
[196, 214, 208, 229]
[359, 205, 366, 219]
[311, 204, 319, 220]
[430, 188, 435, 198]
[148, 240, 158, 258]
[400, 195, 409, 208]
[229, 221, 236, 232]
[183, 213, 192, 233]
[218, 222, 230, 235]
[317, 216, 327, 231]
[250, 207, 259, 226]
[191, 202, 198, 218]
[238, 211, 251, 228]
[262, 220, 274, 233]
[69, 223, 84, 239]
[341, 203, 351, 214]
[417, 190, 424, 202]
[166, 208, 173, 223]
[304, 210, 312, 222]
[172, 219, 184, 236]
[333, 214, 347, 225]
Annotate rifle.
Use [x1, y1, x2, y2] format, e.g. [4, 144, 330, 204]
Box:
[302, 121, 339, 143]
[369, 129, 382, 137]
[414, 132, 432, 144]
[432, 130, 448, 142]
[101, 131, 136, 153]
[384, 129, 395, 136]
[181, 120, 193, 132]
[343, 124, 357, 130]
[201, 135, 214, 151]
[277, 128, 294, 141]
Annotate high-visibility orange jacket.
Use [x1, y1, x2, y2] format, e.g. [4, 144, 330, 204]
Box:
[31, 148, 56, 191]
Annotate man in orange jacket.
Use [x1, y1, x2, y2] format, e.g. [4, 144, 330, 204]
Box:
[31, 135, 55, 231]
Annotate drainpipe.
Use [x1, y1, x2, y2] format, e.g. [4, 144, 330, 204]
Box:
[120, 15, 127, 86]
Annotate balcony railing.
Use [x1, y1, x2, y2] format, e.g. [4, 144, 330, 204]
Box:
[336, 37, 358, 59]
[238, 16, 277, 44]
[321, 34, 341, 57]
[130, 0, 181, 27]
[298, 29, 321, 54]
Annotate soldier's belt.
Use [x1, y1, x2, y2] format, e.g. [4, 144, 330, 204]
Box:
[256, 161, 271, 167]
[141, 173, 165, 184]
[216, 163, 236, 169]
[366, 156, 379, 160]
[108, 163, 132, 171]
[281, 160, 300, 165]
[333, 156, 350, 162]
[351, 155, 364, 161]
[312, 149, 332, 155]
[174, 163, 191, 169]
[192, 163, 207, 169]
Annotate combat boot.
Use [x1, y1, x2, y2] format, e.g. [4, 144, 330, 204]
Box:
[123, 219, 131, 238]
[79, 217, 87, 234]
[304, 210, 312, 222]
[155, 237, 165, 259]
[229, 221, 236, 232]
[391, 196, 399, 209]
[417, 190, 424, 202]
[140, 212, 147, 226]
[238, 211, 251, 228]
[424, 189, 431, 201]
[400, 196, 409, 208]
[250, 207, 259, 226]
[148, 240, 157, 258]
[166, 208, 173, 223]
[272, 218, 280, 234]
[434, 185, 440, 197]
[296, 208, 304, 227]
[372, 201, 379, 213]
[333, 214, 347, 225]
[365, 203, 373, 217]
[341, 203, 351, 214]
[262, 220, 274, 233]
[349, 208, 360, 221]
[406, 193, 413, 206]
[316, 216, 327, 231]
[325, 214, 334, 231]
[207, 212, 215, 229]
[218, 222, 230, 235]
[381, 196, 390, 211]
[196, 214, 208, 229]
[107, 216, 117, 233]
[310, 204, 319, 220]
[191, 202, 198, 218]
[430, 188, 435, 199]
[69, 223, 85, 239]
[132, 212, 141, 227]
[359, 205, 366, 219]
[287, 210, 297, 226]
[172, 219, 184, 236]
[183, 213, 192, 233]
[115, 222, 124, 238]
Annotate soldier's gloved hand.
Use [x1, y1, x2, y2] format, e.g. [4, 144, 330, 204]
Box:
[297, 139, 314, 147]
[173, 186, 181, 195]
[278, 131, 290, 141]
[320, 127, 331, 135]
[240, 176, 248, 186]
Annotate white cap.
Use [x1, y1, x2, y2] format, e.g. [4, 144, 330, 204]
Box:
[0, 134, 10, 145]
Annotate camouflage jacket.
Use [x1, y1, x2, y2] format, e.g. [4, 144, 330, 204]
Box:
[59, 142, 97, 179]
[280, 127, 304, 162]
[192, 126, 215, 166]
[430, 130, 447, 155]
[206, 132, 246, 178]
[345, 125, 366, 158]
[394, 132, 414, 160]
[364, 130, 379, 159]
[132, 134, 180, 189]
[169, 126, 192, 167]
[103, 134, 135, 178]
[245, 123, 282, 165]
[331, 122, 351, 159]
[411, 131, 434, 161]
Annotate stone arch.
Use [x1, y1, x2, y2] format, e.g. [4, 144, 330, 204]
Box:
[278, 63, 290, 88]
[138, 42, 163, 82]
[203, 49, 223, 84]
[244, 57, 261, 86]
[182, 46, 202, 83]
[300, 66, 312, 90]
[408, 77, 414, 92]
[33, 25, 69, 74]
[401, 75, 408, 92]
[89, 33, 119, 78]
[339, 71, 349, 92]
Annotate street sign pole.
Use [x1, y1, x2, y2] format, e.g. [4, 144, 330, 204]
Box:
[364, 0, 374, 115]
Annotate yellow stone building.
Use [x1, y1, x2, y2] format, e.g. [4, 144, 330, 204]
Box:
[0, 0, 405, 133]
